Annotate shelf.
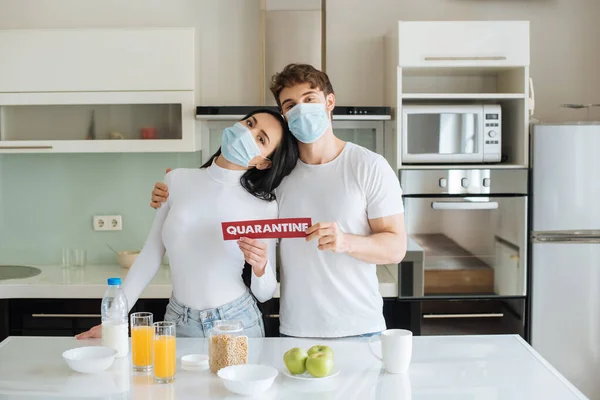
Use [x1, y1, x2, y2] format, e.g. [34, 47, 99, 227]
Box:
[402, 93, 526, 100]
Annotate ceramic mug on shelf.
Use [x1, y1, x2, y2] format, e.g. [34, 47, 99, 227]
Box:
[369, 329, 412, 374]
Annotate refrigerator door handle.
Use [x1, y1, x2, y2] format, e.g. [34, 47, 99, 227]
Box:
[432, 201, 499, 210]
[532, 231, 600, 243]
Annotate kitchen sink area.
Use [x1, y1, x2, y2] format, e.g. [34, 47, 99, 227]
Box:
[0, 266, 41, 281]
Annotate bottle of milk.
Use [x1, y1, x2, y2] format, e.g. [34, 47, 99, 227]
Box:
[101, 277, 129, 358]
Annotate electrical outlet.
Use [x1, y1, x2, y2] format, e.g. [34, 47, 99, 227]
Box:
[93, 216, 106, 231]
[108, 215, 122, 231]
[93, 215, 123, 231]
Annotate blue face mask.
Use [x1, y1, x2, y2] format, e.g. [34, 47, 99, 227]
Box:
[221, 123, 262, 167]
[286, 103, 330, 143]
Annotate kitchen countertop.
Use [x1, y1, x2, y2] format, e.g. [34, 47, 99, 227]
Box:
[0, 264, 399, 300]
[0, 240, 424, 300]
[0, 334, 586, 399]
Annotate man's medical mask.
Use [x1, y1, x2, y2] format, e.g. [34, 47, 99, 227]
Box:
[286, 103, 330, 144]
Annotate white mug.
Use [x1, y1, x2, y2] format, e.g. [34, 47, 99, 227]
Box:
[369, 329, 412, 374]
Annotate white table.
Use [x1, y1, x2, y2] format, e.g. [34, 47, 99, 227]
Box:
[0, 335, 587, 399]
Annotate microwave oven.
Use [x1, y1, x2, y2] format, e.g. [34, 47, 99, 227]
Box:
[402, 104, 501, 164]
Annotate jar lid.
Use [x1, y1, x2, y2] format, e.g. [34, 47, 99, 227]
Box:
[212, 320, 243, 334]
[181, 354, 209, 367]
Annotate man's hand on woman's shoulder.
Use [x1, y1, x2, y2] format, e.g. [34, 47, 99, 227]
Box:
[150, 168, 171, 209]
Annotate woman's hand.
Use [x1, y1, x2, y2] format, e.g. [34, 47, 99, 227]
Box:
[75, 324, 102, 339]
[150, 168, 171, 209]
[238, 237, 268, 277]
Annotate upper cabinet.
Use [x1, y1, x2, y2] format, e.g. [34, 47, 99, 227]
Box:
[396, 21, 529, 68]
[0, 28, 198, 153]
[386, 21, 532, 170]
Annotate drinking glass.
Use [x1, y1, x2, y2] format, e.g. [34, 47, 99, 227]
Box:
[153, 321, 176, 383]
[131, 312, 153, 371]
[62, 247, 72, 268]
[72, 249, 87, 267]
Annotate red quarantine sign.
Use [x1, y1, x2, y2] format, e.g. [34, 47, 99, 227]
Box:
[221, 218, 312, 240]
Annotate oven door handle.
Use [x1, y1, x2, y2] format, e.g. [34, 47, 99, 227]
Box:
[431, 201, 499, 210]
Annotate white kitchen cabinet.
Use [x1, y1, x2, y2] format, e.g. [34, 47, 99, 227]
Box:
[0, 28, 194, 93]
[385, 21, 531, 169]
[0, 91, 197, 153]
[397, 21, 529, 68]
[0, 28, 198, 153]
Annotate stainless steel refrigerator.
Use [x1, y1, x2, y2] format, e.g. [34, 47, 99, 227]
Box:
[531, 122, 600, 400]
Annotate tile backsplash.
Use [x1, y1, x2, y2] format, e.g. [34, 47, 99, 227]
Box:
[0, 152, 202, 265]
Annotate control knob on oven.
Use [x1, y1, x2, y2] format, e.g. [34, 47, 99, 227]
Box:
[488, 130, 497, 138]
[461, 178, 469, 188]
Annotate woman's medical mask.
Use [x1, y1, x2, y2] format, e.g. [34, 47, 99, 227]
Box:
[221, 123, 263, 167]
[286, 103, 330, 143]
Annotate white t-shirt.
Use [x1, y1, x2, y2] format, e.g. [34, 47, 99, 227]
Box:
[277, 142, 404, 337]
[122, 163, 278, 312]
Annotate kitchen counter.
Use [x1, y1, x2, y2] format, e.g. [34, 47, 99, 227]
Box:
[0, 264, 400, 299]
[0, 335, 586, 399]
[0, 240, 424, 300]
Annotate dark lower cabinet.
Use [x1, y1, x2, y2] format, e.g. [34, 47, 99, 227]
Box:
[0, 300, 9, 342]
[3, 297, 523, 340]
[257, 298, 280, 337]
[134, 299, 168, 322]
[9, 299, 104, 337]
[408, 298, 526, 338]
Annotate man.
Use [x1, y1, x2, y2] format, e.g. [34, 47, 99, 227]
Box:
[151, 64, 406, 338]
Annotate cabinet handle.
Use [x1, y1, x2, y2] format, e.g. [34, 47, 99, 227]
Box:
[264, 314, 280, 318]
[431, 201, 499, 210]
[423, 313, 504, 319]
[0, 146, 53, 150]
[31, 313, 101, 318]
[424, 56, 507, 62]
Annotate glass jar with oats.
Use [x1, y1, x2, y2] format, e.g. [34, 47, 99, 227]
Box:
[208, 320, 248, 373]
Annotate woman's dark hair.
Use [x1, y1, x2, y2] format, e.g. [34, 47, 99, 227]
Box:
[200, 108, 298, 201]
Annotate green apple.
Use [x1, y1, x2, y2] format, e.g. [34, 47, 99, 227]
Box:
[283, 347, 308, 375]
[307, 345, 334, 360]
[306, 352, 334, 378]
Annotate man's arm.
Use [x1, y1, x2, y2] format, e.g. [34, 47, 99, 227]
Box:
[305, 213, 407, 264]
[306, 154, 406, 265]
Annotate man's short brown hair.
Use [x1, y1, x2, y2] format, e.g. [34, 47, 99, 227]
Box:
[269, 64, 335, 109]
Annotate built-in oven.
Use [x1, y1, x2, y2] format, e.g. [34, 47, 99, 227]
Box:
[399, 169, 528, 337]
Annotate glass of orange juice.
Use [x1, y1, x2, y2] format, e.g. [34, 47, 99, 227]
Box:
[153, 321, 176, 383]
[130, 312, 153, 371]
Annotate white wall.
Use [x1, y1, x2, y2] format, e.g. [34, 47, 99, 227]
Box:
[0, 0, 598, 122]
[326, 0, 600, 122]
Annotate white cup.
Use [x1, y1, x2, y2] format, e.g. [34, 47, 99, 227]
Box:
[369, 329, 412, 374]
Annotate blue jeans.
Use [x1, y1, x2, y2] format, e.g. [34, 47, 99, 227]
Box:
[280, 331, 382, 339]
[164, 290, 265, 338]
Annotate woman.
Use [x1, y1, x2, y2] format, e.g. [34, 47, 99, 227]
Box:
[77, 109, 298, 338]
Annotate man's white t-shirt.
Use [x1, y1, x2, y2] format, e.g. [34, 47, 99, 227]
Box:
[276, 142, 404, 338]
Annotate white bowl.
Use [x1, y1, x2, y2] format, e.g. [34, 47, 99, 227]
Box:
[117, 250, 140, 269]
[217, 364, 278, 396]
[62, 346, 117, 374]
